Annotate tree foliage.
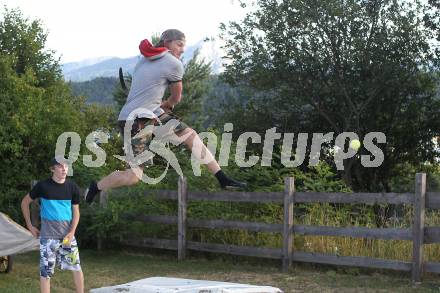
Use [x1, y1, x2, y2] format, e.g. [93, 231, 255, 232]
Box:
[0, 7, 61, 87]
[220, 0, 440, 191]
[177, 49, 212, 127]
[70, 77, 119, 105]
[0, 8, 116, 219]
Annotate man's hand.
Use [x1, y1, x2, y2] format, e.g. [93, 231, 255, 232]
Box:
[161, 100, 174, 113]
[27, 225, 40, 238]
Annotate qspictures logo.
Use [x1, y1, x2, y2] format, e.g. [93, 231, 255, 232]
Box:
[54, 108, 386, 183]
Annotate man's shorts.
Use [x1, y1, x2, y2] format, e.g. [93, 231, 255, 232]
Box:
[39, 238, 81, 278]
[118, 112, 189, 168]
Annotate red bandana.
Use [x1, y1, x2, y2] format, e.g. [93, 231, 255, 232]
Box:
[139, 39, 167, 57]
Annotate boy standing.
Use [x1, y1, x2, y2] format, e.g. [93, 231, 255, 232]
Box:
[21, 157, 84, 293]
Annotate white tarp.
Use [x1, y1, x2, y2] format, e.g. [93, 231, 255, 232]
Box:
[0, 212, 39, 256]
[90, 277, 283, 293]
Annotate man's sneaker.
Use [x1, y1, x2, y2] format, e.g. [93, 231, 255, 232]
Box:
[220, 178, 247, 190]
[84, 181, 100, 204]
[215, 170, 247, 190]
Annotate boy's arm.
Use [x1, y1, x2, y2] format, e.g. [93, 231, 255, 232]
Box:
[65, 204, 80, 241]
[21, 194, 39, 238]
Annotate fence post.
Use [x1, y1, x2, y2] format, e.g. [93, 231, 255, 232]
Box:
[282, 177, 295, 272]
[97, 191, 108, 251]
[178, 176, 188, 261]
[412, 173, 426, 283]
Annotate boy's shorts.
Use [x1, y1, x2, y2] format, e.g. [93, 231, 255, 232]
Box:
[39, 237, 81, 278]
[118, 112, 188, 168]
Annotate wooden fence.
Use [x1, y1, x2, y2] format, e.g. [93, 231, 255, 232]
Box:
[98, 173, 440, 283]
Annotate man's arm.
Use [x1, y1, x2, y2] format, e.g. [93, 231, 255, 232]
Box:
[21, 194, 39, 238]
[161, 81, 183, 112]
[65, 204, 80, 242]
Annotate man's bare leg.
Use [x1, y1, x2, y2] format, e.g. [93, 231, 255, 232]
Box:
[84, 167, 143, 203]
[97, 167, 143, 191]
[176, 127, 246, 189]
[177, 128, 220, 174]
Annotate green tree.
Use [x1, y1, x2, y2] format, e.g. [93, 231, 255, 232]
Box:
[220, 0, 440, 191]
[70, 77, 119, 105]
[178, 49, 212, 127]
[114, 71, 130, 113]
[0, 8, 117, 219]
[0, 7, 61, 87]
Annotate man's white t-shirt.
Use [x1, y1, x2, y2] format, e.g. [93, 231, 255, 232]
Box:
[118, 52, 184, 121]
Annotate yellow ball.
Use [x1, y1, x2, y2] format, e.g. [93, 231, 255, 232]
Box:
[349, 139, 361, 151]
[63, 238, 69, 244]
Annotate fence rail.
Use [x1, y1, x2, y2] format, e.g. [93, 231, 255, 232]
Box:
[99, 173, 440, 283]
[125, 190, 418, 205]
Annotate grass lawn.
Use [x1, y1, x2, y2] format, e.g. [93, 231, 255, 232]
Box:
[2, 249, 440, 292]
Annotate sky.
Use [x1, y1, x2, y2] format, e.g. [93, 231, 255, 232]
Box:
[0, 0, 247, 63]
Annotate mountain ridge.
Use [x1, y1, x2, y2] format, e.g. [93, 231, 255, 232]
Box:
[62, 39, 224, 82]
